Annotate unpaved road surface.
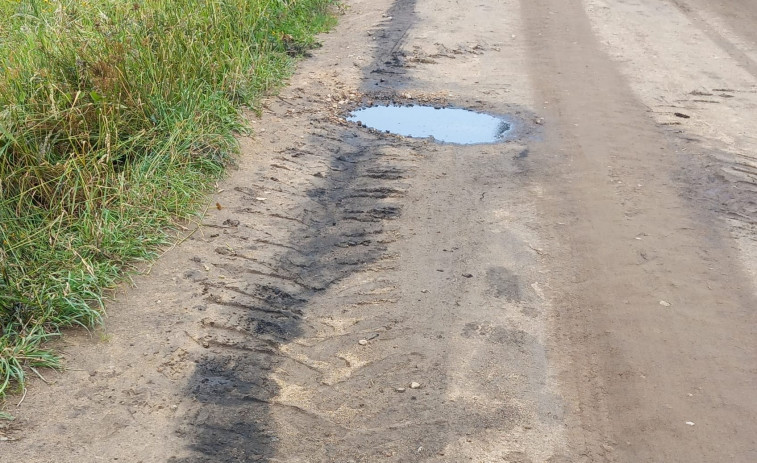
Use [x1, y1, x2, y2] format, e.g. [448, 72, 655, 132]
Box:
[3, 0, 756, 461]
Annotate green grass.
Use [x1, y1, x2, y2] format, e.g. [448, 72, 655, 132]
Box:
[0, 0, 335, 400]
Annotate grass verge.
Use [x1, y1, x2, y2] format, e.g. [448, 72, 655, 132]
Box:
[0, 0, 335, 399]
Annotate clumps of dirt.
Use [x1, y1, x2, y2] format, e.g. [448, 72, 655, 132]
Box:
[324, 89, 453, 140]
[325, 89, 451, 122]
[0, 415, 21, 442]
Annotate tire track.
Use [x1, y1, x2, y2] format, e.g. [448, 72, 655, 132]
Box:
[171, 111, 416, 462]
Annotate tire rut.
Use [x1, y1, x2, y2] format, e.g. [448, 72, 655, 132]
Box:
[171, 112, 416, 461]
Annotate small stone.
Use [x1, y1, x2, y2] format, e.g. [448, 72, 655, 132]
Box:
[358, 339, 368, 346]
[685, 421, 695, 426]
[410, 382, 421, 389]
[396, 387, 406, 393]
[462, 273, 473, 278]
[659, 300, 671, 307]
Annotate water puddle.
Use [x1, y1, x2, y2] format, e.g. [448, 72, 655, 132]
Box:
[347, 105, 510, 144]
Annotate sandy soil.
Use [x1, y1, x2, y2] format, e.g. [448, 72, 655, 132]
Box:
[2, 0, 755, 461]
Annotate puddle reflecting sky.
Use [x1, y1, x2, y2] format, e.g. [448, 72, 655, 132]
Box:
[348, 105, 510, 144]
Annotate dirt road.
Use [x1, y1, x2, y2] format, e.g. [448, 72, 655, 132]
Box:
[3, 0, 756, 461]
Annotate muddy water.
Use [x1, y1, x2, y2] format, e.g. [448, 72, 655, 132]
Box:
[348, 105, 511, 144]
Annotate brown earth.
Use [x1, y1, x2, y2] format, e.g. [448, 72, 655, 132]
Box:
[2, 0, 756, 462]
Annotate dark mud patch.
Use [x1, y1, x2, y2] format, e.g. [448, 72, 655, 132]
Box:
[486, 266, 522, 302]
[363, 0, 419, 89]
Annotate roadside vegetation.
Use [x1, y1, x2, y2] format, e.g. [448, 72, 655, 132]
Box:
[0, 0, 335, 400]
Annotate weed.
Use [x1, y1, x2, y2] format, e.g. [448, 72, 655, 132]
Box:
[0, 0, 336, 398]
